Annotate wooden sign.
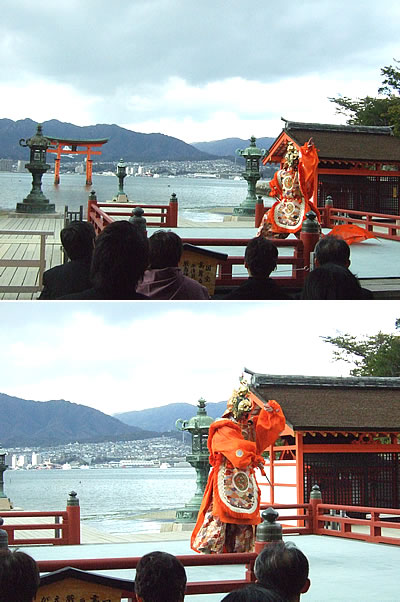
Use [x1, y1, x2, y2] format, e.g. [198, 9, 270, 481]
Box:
[179, 243, 228, 296]
[37, 567, 134, 602]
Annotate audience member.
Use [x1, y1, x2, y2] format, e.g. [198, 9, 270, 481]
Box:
[0, 549, 40, 602]
[224, 237, 291, 300]
[61, 220, 149, 300]
[313, 235, 373, 298]
[39, 220, 95, 299]
[254, 542, 310, 602]
[134, 551, 187, 602]
[136, 230, 209, 299]
[221, 584, 288, 601]
[301, 262, 365, 299]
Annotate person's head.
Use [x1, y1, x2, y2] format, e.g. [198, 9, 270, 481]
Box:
[0, 549, 40, 602]
[314, 235, 350, 268]
[301, 262, 362, 300]
[135, 551, 187, 602]
[221, 584, 288, 601]
[245, 237, 278, 278]
[60, 220, 96, 261]
[148, 230, 183, 269]
[254, 542, 310, 602]
[90, 220, 149, 298]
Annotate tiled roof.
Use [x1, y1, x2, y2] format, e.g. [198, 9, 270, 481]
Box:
[277, 120, 400, 162]
[249, 373, 400, 431]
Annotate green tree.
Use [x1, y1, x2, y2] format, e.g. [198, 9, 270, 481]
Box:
[323, 321, 400, 377]
[329, 60, 400, 136]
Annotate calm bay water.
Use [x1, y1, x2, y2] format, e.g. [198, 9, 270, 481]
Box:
[4, 467, 196, 534]
[0, 172, 248, 221]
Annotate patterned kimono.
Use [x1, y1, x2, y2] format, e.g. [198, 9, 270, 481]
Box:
[191, 399, 285, 554]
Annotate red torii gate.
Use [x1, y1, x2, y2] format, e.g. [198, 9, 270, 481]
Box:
[46, 137, 108, 186]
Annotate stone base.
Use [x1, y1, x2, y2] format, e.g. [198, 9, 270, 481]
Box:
[16, 201, 56, 214]
[160, 522, 195, 533]
[233, 206, 256, 216]
[0, 498, 12, 510]
[111, 194, 129, 203]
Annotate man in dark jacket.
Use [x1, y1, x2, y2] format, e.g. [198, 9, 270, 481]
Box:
[224, 237, 291, 300]
[39, 220, 95, 299]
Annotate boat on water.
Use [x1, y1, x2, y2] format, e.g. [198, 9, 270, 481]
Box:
[159, 462, 171, 469]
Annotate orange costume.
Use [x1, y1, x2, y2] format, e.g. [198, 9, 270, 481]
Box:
[258, 140, 320, 237]
[191, 383, 285, 554]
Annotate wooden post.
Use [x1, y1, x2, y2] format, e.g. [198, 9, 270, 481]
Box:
[299, 211, 320, 273]
[66, 491, 80, 545]
[168, 192, 178, 227]
[254, 195, 265, 228]
[309, 484, 322, 535]
[87, 190, 98, 227]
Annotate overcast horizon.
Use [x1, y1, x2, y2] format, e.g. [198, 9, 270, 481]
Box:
[1, 1, 399, 143]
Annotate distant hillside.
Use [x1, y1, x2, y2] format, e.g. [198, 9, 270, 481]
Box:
[0, 393, 160, 446]
[115, 401, 228, 432]
[0, 118, 216, 162]
[192, 137, 275, 157]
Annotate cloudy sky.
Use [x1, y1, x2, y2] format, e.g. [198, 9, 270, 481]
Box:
[1, 301, 398, 416]
[1, 0, 399, 142]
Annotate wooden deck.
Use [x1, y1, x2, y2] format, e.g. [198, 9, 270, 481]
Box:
[0, 214, 64, 300]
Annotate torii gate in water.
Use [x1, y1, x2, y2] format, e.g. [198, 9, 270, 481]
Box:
[46, 136, 108, 186]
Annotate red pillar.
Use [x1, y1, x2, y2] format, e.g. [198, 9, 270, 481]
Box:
[168, 192, 178, 227]
[66, 491, 80, 545]
[254, 195, 265, 228]
[86, 156, 93, 186]
[54, 147, 61, 185]
[87, 190, 98, 229]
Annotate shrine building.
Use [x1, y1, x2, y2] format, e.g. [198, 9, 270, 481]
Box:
[264, 119, 400, 215]
[247, 371, 400, 510]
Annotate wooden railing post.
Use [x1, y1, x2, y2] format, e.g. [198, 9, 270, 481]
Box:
[87, 190, 98, 227]
[0, 518, 8, 549]
[168, 193, 178, 227]
[66, 491, 80, 545]
[255, 507, 282, 555]
[255, 195, 265, 228]
[299, 211, 320, 273]
[309, 484, 322, 534]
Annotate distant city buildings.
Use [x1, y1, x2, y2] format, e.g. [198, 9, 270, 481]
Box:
[0, 159, 13, 172]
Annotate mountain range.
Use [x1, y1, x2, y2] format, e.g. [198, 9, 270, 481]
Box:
[115, 401, 227, 433]
[0, 393, 159, 447]
[0, 392, 227, 447]
[0, 118, 275, 163]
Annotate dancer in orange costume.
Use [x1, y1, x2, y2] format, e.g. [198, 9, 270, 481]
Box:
[191, 380, 285, 554]
[258, 138, 320, 238]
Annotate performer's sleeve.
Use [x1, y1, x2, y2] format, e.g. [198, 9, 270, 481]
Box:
[298, 142, 318, 203]
[255, 400, 286, 454]
[211, 425, 259, 469]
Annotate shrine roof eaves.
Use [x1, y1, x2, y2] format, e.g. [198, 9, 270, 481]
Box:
[281, 117, 394, 136]
[246, 372, 400, 390]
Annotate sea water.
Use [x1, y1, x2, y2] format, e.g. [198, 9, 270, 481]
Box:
[4, 467, 196, 535]
[0, 172, 248, 222]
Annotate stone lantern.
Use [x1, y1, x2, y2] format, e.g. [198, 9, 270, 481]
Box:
[234, 136, 266, 216]
[16, 124, 55, 213]
[0, 448, 11, 510]
[113, 158, 128, 202]
[175, 398, 214, 523]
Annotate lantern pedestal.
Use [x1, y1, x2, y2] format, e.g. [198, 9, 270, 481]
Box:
[175, 456, 211, 523]
[16, 124, 55, 214]
[234, 136, 266, 216]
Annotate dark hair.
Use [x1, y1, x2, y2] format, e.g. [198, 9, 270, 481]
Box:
[135, 551, 187, 602]
[301, 262, 363, 300]
[221, 584, 288, 601]
[314, 235, 350, 267]
[0, 549, 40, 602]
[254, 542, 309, 600]
[148, 230, 183, 269]
[245, 237, 278, 278]
[60, 220, 95, 261]
[90, 220, 149, 298]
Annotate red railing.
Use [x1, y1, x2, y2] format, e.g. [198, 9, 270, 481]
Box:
[0, 494, 80, 546]
[181, 237, 307, 289]
[320, 206, 400, 241]
[37, 552, 257, 597]
[87, 195, 178, 235]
